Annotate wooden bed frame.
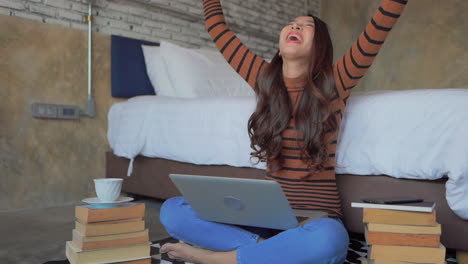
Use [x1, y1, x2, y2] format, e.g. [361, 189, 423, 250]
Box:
[106, 152, 468, 251]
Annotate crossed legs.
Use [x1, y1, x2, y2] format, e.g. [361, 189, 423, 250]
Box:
[159, 197, 349, 264]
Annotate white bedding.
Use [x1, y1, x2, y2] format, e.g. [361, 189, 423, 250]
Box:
[107, 96, 266, 172]
[107, 89, 468, 219]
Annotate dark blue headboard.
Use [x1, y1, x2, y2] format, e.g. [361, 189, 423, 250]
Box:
[111, 35, 160, 98]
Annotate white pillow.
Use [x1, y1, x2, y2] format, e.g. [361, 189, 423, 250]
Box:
[159, 41, 254, 98]
[141, 45, 175, 96]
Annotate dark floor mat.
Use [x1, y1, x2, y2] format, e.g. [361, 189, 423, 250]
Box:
[43, 232, 458, 264]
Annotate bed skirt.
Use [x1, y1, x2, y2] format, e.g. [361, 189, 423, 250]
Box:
[106, 152, 468, 251]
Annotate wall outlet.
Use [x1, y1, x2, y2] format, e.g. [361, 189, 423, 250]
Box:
[31, 103, 81, 120]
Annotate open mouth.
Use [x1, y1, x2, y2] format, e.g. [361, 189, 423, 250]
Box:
[286, 32, 303, 43]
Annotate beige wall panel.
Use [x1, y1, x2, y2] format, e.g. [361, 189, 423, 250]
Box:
[0, 15, 121, 211]
[321, 0, 467, 91]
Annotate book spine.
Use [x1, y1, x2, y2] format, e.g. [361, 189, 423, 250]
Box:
[367, 223, 441, 235]
[74, 229, 149, 242]
[370, 244, 445, 263]
[367, 231, 440, 248]
[363, 208, 437, 226]
[75, 235, 149, 250]
[76, 203, 145, 223]
[66, 241, 151, 264]
[116, 258, 151, 264]
[362, 258, 445, 264]
[77, 221, 145, 236]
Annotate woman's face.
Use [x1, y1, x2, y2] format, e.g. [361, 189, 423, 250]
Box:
[279, 16, 315, 60]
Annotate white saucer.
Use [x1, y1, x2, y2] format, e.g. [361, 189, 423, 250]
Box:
[82, 196, 134, 204]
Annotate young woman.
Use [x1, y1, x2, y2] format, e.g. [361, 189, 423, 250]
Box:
[159, 0, 408, 263]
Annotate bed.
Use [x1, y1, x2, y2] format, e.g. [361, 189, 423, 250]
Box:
[106, 35, 468, 251]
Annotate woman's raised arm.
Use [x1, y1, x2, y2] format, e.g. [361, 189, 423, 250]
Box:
[333, 0, 408, 102]
[202, 0, 267, 89]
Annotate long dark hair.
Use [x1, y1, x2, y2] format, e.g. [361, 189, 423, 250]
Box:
[248, 15, 338, 175]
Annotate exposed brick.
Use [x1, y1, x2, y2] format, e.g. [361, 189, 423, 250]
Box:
[107, 19, 131, 30]
[57, 9, 83, 22]
[187, 7, 201, 16]
[160, 22, 181, 33]
[14, 11, 45, 22]
[181, 27, 202, 37]
[170, 17, 190, 27]
[142, 19, 162, 29]
[29, 3, 57, 17]
[70, 2, 87, 13]
[147, 0, 170, 7]
[131, 25, 151, 35]
[44, 0, 71, 9]
[150, 28, 171, 40]
[125, 15, 143, 25]
[151, 12, 173, 23]
[96, 10, 125, 21]
[189, 22, 205, 31]
[103, 2, 128, 13]
[0, 0, 26, 10]
[44, 16, 71, 27]
[0, 0, 320, 54]
[188, 37, 203, 46]
[169, 2, 188, 12]
[171, 33, 189, 43]
[0, 6, 10, 15]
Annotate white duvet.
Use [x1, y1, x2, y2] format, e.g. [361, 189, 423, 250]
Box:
[107, 89, 468, 219]
[107, 96, 266, 173]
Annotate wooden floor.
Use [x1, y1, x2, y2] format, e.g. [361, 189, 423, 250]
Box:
[458, 251, 468, 264]
[0, 198, 168, 264]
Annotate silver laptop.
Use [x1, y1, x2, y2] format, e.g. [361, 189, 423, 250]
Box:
[169, 174, 327, 230]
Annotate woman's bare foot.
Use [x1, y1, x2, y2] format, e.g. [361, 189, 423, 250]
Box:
[160, 242, 237, 264]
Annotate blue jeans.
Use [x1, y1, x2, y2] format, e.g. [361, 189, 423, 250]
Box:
[160, 197, 349, 264]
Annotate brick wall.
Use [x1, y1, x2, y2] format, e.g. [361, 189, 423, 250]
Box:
[0, 0, 321, 59]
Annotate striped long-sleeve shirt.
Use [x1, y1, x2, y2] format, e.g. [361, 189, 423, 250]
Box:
[202, 0, 407, 218]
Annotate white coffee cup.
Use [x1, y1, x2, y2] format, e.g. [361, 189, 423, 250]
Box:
[94, 178, 123, 202]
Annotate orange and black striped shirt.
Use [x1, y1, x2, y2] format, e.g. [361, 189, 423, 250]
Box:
[202, 0, 407, 218]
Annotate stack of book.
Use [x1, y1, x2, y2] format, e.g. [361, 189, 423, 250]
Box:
[352, 200, 446, 264]
[66, 202, 151, 264]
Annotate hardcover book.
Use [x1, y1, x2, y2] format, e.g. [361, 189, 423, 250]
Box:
[113, 259, 151, 264]
[366, 223, 441, 235]
[363, 208, 437, 226]
[368, 244, 446, 263]
[361, 258, 445, 264]
[72, 229, 149, 250]
[365, 223, 441, 247]
[75, 203, 145, 223]
[75, 218, 145, 236]
[66, 241, 150, 264]
[351, 200, 435, 213]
